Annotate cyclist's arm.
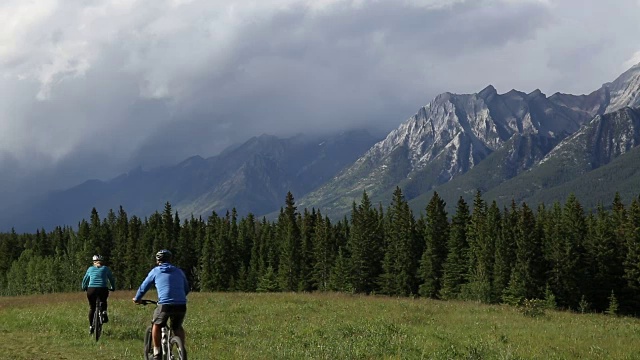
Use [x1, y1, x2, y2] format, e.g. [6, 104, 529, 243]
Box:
[107, 267, 115, 291]
[133, 270, 156, 301]
[81, 269, 90, 291]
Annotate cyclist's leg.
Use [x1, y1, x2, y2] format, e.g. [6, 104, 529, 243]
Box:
[98, 287, 109, 322]
[152, 305, 169, 355]
[100, 287, 109, 311]
[169, 305, 187, 346]
[152, 324, 162, 347]
[87, 288, 97, 326]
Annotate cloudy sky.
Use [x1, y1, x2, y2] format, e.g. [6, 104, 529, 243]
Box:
[1, 0, 640, 206]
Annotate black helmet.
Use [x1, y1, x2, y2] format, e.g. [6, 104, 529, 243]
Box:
[155, 249, 172, 262]
[92, 254, 104, 262]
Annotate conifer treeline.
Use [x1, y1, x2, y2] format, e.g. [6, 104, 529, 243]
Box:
[1, 189, 640, 314]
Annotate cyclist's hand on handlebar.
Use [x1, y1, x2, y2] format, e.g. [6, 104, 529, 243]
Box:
[134, 299, 157, 305]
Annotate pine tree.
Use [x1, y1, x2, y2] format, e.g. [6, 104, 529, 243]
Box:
[227, 209, 240, 290]
[127, 215, 145, 289]
[312, 213, 334, 291]
[606, 290, 619, 316]
[235, 213, 257, 292]
[147, 211, 164, 256]
[247, 223, 262, 292]
[333, 216, 350, 255]
[111, 206, 129, 288]
[0, 229, 21, 290]
[586, 204, 625, 311]
[102, 209, 116, 261]
[418, 192, 449, 298]
[567, 194, 590, 308]
[612, 192, 627, 246]
[161, 202, 176, 251]
[141, 215, 158, 279]
[624, 197, 640, 310]
[199, 212, 219, 291]
[177, 216, 202, 290]
[504, 202, 545, 303]
[277, 192, 301, 292]
[31, 229, 51, 258]
[349, 191, 384, 294]
[329, 247, 352, 292]
[249, 218, 274, 291]
[440, 197, 470, 300]
[298, 208, 316, 292]
[463, 190, 494, 302]
[257, 266, 279, 292]
[611, 193, 632, 312]
[549, 194, 588, 309]
[210, 211, 234, 291]
[89, 208, 105, 256]
[76, 218, 92, 265]
[483, 201, 502, 303]
[380, 187, 419, 296]
[49, 226, 65, 256]
[541, 202, 561, 303]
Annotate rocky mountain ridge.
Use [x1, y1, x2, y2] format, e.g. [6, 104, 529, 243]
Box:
[298, 63, 640, 215]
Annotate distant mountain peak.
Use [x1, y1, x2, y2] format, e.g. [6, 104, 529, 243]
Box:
[478, 85, 497, 99]
[505, 89, 527, 97]
[602, 62, 640, 113]
[528, 89, 546, 98]
[178, 155, 205, 168]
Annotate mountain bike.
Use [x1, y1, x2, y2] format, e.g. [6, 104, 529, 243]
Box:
[92, 298, 104, 342]
[137, 299, 187, 360]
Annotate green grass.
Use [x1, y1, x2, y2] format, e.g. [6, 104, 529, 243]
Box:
[1, 291, 640, 359]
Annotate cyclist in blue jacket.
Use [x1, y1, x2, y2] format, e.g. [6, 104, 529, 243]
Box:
[82, 254, 115, 334]
[133, 249, 190, 360]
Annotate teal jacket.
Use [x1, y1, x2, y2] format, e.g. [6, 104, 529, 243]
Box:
[82, 265, 115, 291]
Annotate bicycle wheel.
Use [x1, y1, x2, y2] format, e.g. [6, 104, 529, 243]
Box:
[169, 335, 187, 360]
[143, 325, 154, 360]
[93, 301, 102, 342]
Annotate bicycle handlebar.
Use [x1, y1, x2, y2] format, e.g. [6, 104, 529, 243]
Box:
[137, 299, 158, 306]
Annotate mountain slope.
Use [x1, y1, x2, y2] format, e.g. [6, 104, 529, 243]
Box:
[482, 105, 640, 208]
[408, 106, 640, 213]
[4, 130, 380, 231]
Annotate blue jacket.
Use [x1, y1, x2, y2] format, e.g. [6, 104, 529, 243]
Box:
[82, 265, 115, 290]
[134, 263, 190, 305]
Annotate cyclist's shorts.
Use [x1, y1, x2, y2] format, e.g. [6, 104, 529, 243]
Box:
[153, 304, 187, 330]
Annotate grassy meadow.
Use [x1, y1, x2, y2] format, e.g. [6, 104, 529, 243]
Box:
[1, 291, 640, 359]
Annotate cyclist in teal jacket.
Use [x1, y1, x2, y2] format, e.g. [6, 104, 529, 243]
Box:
[82, 255, 115, 334]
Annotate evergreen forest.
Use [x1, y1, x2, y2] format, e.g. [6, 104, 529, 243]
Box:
[2, 188, 640, 315]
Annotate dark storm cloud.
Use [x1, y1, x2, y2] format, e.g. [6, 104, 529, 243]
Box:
[137, 0, 554, 161]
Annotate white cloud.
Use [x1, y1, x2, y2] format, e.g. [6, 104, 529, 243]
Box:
[0, 0, 56, 63]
